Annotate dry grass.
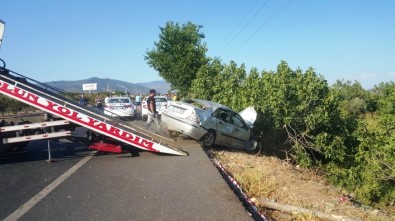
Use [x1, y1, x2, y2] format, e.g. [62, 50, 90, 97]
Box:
[233, 168, 277, 198]
[212, 150, 394, 221]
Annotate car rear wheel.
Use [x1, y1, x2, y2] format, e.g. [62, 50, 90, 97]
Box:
[200, 130, 216, 148]
[142, 114, 147, 121]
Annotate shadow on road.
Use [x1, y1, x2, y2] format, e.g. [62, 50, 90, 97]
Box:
[0, 137, 91, 165]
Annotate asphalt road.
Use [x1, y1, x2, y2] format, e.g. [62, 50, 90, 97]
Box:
[0, 121, 255, 221]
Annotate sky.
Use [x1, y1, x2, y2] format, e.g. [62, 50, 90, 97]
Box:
[0, 0, 394, 89]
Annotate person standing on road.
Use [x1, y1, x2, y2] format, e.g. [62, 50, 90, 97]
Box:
[145, 89, 159, 130]
[95, 94, 103, 112]
[135, 93, 142, 112]
[172, 93, 179, 101]
[79, 94, 88, 106]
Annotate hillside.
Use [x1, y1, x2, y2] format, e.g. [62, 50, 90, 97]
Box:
[136, 80, 172, 95]
[44, 77, 171, 94]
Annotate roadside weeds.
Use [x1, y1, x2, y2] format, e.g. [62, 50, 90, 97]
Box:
[211, 150, 394, 221]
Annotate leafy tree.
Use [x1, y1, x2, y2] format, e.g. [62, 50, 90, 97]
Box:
[0, 94, 8, 115]
[365, 92, 379, 114]
[0, 94, 30, 114]
[189, 57, 224, 100]
[332, 80, 367, 100]
[190, 59, 260, 111]
[373, 81, 395, 115]
[239, 67, 261, 110]
[211, 61, 246, 110]
[331, 80, 369, 117]
[346, 97, 367, 117]
[349, 115, 395, 206]
[258, 61, 357, 166]
[145, 22, 395, 205]
[145, 21, 208, 96]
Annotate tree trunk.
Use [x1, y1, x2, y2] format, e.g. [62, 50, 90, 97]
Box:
[258, 198, 361, 221]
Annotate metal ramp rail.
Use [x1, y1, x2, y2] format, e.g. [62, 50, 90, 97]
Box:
[0, 68, 187, 156]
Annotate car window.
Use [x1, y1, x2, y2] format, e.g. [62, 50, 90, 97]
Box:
[231, 112, 247, 129]
[121, 99, 130, 103]
[155, 97, 167, 102]
[183, 100, 206, 110]
[108, 98, 130, 104]
[142, 97, 167, 103]
[213, 108, 230, 122]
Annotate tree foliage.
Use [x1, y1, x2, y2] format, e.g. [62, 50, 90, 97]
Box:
[211, 61, 246, 110]
[188, 59, 394, 206]
[0, 94, 31, 115]
[331, 80, 370, 117]
[347, 81, 395, 206]
[189, 57, 223, 100]
[349, 116, 395, 206]
[259, 62, 358, 166]
[373, 81, 395, 115]
[145, 21, 208, 96]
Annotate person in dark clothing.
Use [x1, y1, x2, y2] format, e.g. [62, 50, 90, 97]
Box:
[95, 94, 103, 112]
[145, 89, 159, 130]
[79, 94, 88, 106]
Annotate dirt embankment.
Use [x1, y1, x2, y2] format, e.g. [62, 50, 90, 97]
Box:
[213, 151, 394, 221]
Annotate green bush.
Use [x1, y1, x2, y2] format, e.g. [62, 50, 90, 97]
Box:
[0, 94, 31, 115]
[350, 115, 395, 206]
[188, 60, 394, 207]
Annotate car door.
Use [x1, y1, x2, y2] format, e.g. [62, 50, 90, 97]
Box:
[227, 111, 250, 149]
[211, 108, 233, 146]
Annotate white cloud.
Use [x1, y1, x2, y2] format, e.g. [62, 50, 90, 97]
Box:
[356, 73, 378, 81]
[342, 73, 380, 89]
[389, 71, 395, 77]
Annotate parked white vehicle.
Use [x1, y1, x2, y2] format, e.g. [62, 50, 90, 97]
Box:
[141, 96, 169, 121]
[161, 99, 260, 152]
[104, 97, 136, 119]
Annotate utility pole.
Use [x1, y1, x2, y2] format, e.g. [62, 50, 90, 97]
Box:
[106, 77, 110, 92]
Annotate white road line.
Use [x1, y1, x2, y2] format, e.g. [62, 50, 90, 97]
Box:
[4, 152, 96, 221]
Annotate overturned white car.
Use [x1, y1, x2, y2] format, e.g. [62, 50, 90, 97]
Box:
[161, 99, 260, 152]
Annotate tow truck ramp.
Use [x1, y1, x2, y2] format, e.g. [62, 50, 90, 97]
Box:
[0, 68, 187, 156]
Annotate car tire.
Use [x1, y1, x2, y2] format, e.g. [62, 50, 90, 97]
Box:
[200, 130, 216, 148]
[245, 136, 262, 155]
[142, 115, 147, 121]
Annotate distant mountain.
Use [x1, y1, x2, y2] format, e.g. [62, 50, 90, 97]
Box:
[136, 80, 171, 95]
[44, 77, 171, 94]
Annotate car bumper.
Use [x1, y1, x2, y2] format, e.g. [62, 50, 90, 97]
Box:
[161, 113, 207, 140]
[104, 109, 135, 117]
